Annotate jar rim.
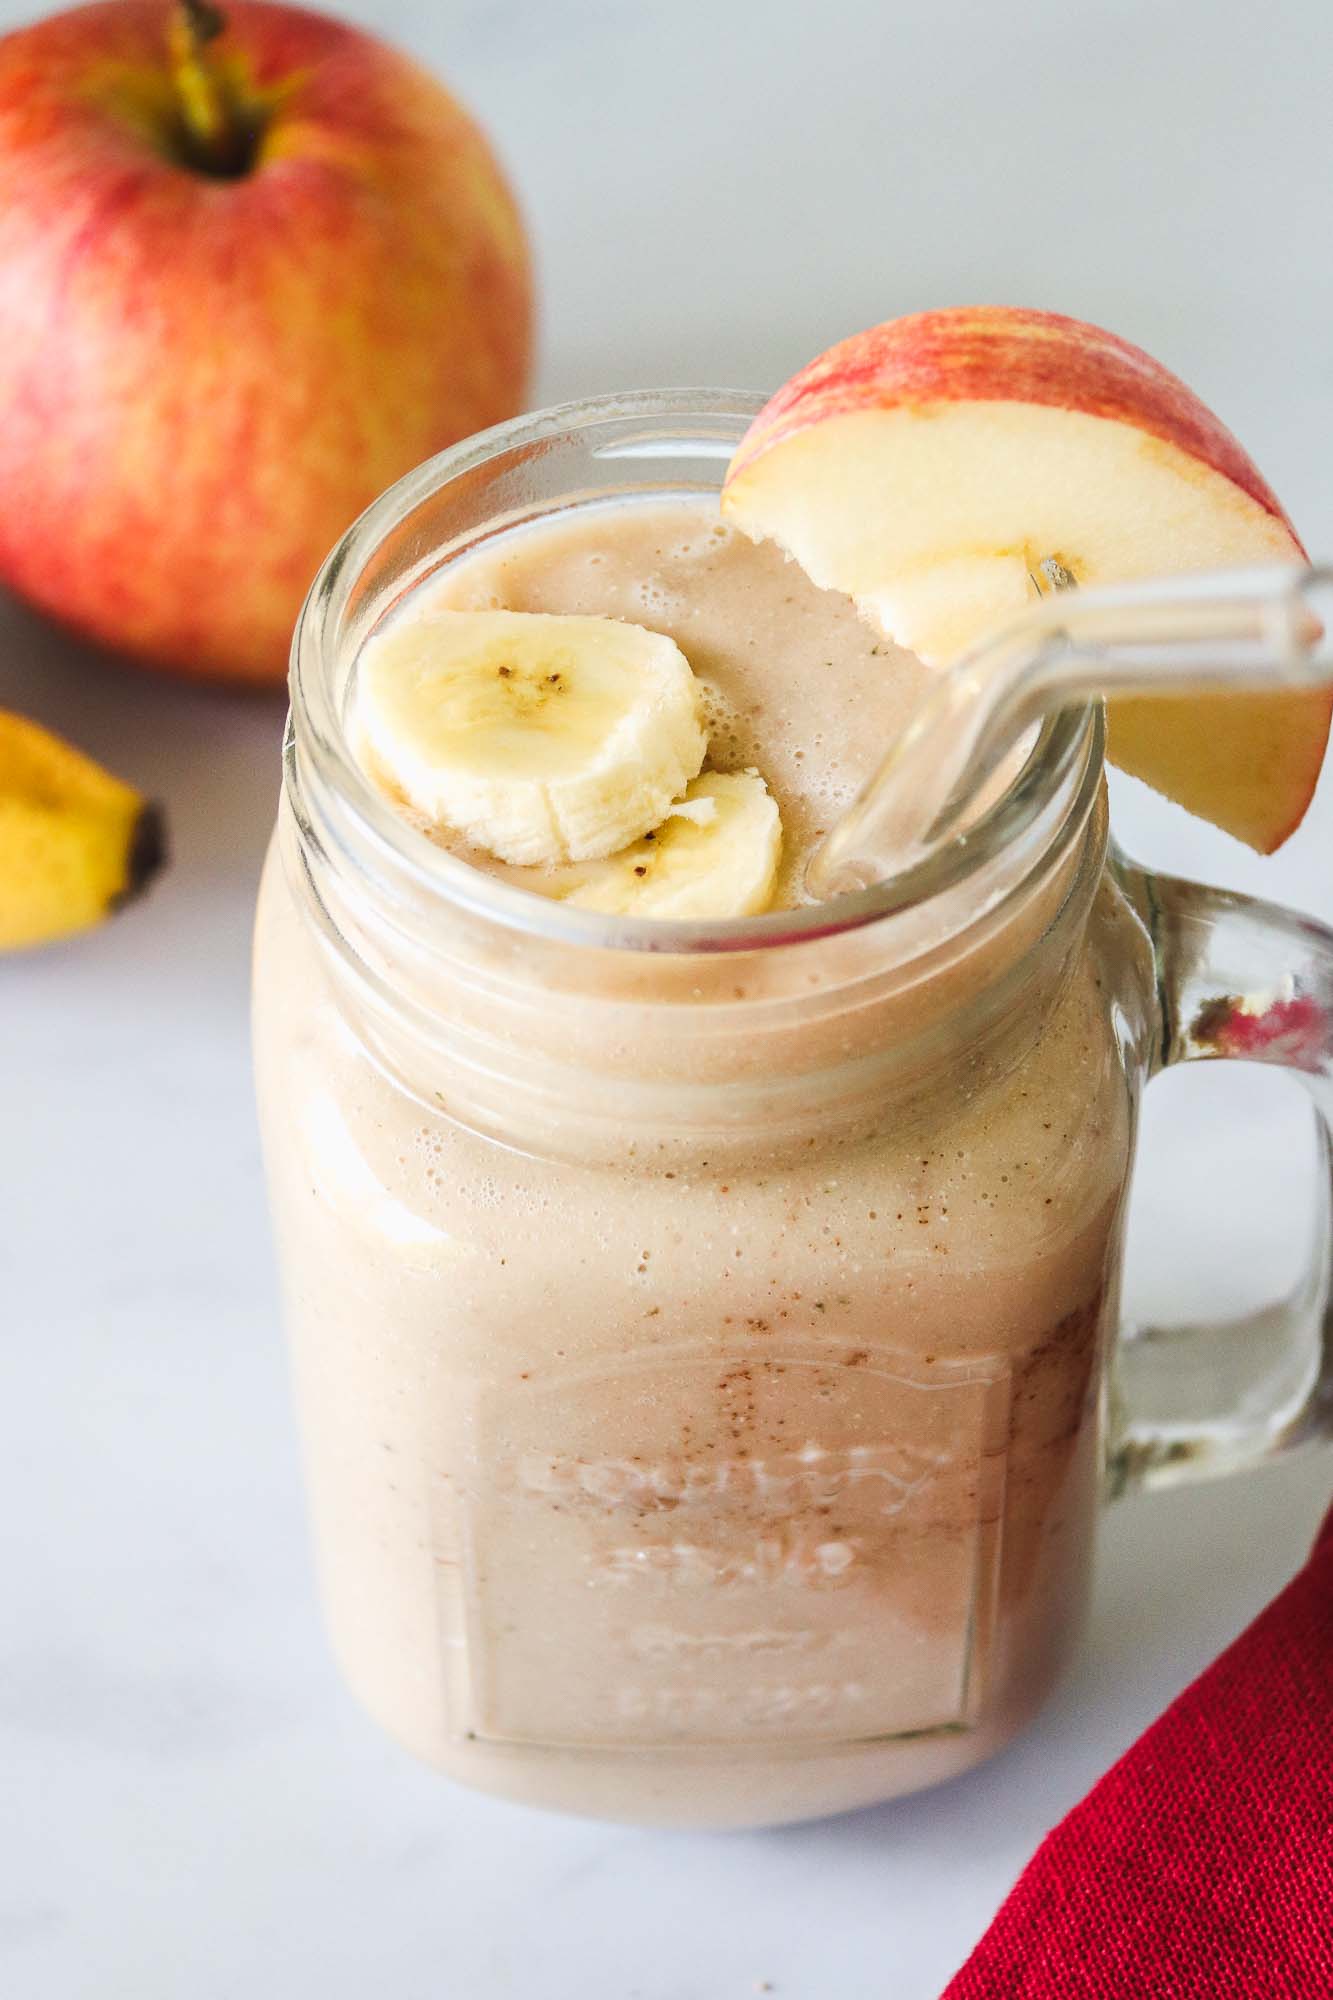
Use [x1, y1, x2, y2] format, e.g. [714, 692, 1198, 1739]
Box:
[289, 389, 1103, 958]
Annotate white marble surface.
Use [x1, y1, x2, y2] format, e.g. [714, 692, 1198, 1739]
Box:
[3, 1, 1332, 1994]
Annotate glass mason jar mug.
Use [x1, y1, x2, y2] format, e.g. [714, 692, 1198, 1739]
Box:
[254, 393, 1333, 1830]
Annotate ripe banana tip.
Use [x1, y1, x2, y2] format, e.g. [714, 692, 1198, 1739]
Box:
[0, 708, 170, 951]
[118, 800, 169, 911]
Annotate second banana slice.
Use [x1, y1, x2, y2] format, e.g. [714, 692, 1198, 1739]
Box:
[357, 609, 707, 865]
[560, 772, 782, 919]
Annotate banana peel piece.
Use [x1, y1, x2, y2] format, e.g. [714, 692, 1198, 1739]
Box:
[0, 710, 166, 951]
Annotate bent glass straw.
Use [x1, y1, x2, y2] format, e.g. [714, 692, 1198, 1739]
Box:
[804, 563, 1333, 900]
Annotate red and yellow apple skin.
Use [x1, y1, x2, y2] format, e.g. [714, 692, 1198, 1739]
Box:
[727, 308, 1292, 520]
[0, 1, 534, 685]
[723, 307, 1330, 854]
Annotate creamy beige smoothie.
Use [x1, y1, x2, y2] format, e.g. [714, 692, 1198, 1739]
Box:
[254, 487, 1141, 1827]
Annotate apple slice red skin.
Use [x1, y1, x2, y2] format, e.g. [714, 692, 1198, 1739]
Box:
[729, 306, 1298, 535]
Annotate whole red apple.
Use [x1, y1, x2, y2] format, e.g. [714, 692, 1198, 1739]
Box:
[0, 0, 533, 684]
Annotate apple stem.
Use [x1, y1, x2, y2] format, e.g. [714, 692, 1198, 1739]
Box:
[168, 0, 253, 177]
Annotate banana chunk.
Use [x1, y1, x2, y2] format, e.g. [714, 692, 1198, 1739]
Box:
[357, 609, 707, 866]
[561, 771, 782, 920]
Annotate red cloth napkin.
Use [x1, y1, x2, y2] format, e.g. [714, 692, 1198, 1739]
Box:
[943, 1500, 1333, 1998]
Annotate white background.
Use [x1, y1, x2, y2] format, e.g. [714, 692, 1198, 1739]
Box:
[3, 2, 1332, 1996]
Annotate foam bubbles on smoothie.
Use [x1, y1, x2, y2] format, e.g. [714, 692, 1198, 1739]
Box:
[666, 522, 735, 562]
[695, 679, 748, 769]
[631, 579, 683, 619]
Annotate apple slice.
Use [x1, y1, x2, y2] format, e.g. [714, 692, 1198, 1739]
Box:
[721, 306, 1330, 852]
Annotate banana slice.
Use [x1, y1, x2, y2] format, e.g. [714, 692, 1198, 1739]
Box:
[356, 609, 706, 865]
[559, 771, 782, 919]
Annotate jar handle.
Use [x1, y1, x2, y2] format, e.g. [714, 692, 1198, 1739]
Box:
[1107, 848, 1333, 1498]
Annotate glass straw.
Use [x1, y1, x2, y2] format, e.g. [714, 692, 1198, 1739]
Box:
[805, 563, 1333, 900]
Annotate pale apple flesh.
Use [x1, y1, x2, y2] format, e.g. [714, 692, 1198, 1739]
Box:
[722, 308, 1330, 853]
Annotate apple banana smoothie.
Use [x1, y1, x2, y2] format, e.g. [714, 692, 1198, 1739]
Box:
[257, 301, 1333, 1825]
[253, 387, 1169, 1829]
